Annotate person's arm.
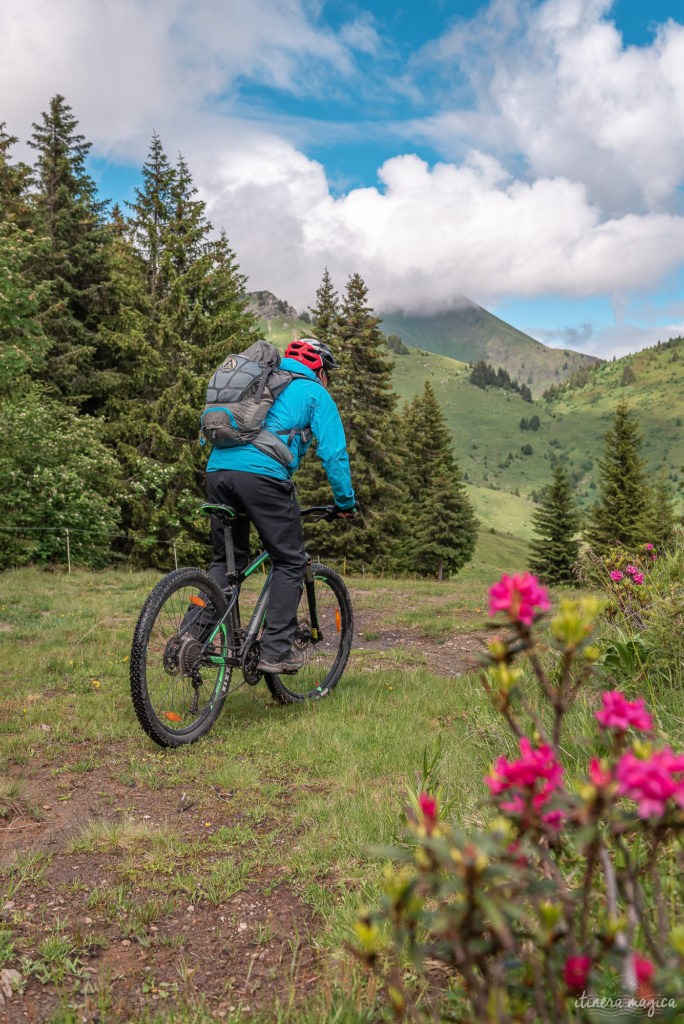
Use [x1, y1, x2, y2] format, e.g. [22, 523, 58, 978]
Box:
[309, 390, 356, 510]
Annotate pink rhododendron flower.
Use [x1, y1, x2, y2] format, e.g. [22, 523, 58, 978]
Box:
[631, 572, 644, 585]
[625, 565, 639, 576]
[564, 955, 591, 993]
[541, 808, 567, 830]
[588, 756, 612, 788]
[488, 573, 550, 626]
[609, 570, 623, 582]
[486, 739, 564, 828]
[616, 748, 684, 819]
[595, 691, 653, 733]
[418, 791, 438, 832]
[645, 543, 654, 551]
[633, 955, 654, 984]
[633, 954, 656, 997]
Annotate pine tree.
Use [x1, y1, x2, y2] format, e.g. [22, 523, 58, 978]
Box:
[400, 382, 478, 577]
[111, 139, 258, 566]
[27, 95, 112, 404]
[334, 272, 403, 567]
[585, 401, 652, 553]
[308, 267, 339, 344]
[643, 472, 678, 554]
[297, 271, 404, 569]
[528, 461, 581, 586]
[0, 124, 50, 388]
[295, 268, 342, 532]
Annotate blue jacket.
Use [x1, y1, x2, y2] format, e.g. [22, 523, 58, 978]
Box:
[206, 358, 356, 510]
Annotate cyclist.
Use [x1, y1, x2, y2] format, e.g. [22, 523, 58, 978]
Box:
[205, 338, 357, 674]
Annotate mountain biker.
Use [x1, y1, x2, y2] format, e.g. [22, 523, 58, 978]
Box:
[204, 338, 357, 674]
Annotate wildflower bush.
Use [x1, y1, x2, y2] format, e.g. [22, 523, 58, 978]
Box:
[355, 573, 684, 1022]
[578, 535, 683, 688]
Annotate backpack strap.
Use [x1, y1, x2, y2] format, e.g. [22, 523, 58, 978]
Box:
[254, 366, 274, 403]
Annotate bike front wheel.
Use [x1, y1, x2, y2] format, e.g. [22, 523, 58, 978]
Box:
[130, 568, 231, 747]
[264, 563, 353, 705]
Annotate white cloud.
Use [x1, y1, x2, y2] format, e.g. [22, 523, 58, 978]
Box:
[417, 0, 684, 214]
[0, 0, 366, 158]
[199, 144, 684, 316]
[2, 0, 684, 357]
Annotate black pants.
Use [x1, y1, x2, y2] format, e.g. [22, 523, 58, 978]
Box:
[205, 470, 307, 660]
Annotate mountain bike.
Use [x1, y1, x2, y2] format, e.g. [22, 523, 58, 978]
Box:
[129, 503, 354, 747]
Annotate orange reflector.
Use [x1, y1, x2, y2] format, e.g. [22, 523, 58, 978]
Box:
[163, 711, 183, 722]
[190, 596, 206, 607]
[335, 610, 342, 633]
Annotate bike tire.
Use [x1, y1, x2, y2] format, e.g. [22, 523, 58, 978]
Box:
[264, 563, 353, 705]
[130, 567, 231, 747]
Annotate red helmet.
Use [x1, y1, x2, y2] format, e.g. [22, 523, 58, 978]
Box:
[285, 338, 339, 373]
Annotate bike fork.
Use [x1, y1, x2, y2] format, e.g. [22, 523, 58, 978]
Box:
[303, 559, 321, 640]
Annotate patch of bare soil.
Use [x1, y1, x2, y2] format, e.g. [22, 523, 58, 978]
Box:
[0, 614, 483, 1023]
[353, 607, 486, 677]
[1, 765, 322, 1023]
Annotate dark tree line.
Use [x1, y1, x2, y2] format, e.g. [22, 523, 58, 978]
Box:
[0, 96, 478, 578]
[470, 360, 532, 401]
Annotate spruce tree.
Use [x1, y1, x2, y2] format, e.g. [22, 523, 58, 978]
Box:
[335, 272, 403, 568]
[295, 268, 342, 538]
[112, 139, 258, 566]
[27, 95, 112, 404]
[400, 381, 478, 577]
[585, 401, 652, 553]
[308, 267, 339, 344]
[528, 461, 581, 586]
[0, 124, 50, 387]
[643, 472, 678, 554]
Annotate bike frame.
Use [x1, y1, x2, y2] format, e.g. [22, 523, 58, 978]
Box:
[198, 504, 322, 670]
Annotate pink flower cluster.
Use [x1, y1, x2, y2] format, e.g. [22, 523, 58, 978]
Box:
[488, 573, 551, 627]
[595, 691, 653, 734]
[616, 748, 684, 819]
[486, 738, 565, 830]
[609, 565, 644, 585]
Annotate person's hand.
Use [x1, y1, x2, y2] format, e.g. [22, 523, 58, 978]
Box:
[335, 504, 360, 519]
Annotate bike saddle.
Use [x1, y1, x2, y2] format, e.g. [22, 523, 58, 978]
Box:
[200, 502, 241, 523]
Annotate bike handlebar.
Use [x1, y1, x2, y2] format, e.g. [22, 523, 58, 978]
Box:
[300, 505, 358, 522]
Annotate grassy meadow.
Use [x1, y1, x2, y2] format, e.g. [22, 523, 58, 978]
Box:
[1, 546, 682, 1021]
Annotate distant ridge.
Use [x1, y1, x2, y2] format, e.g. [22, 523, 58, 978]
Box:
[247, 290, 601, 396]
[380, 299, 601, 396]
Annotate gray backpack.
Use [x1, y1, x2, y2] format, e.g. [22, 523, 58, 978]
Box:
[200, 340, 308, 467]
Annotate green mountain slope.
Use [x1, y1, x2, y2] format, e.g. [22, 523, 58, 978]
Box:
[391, 339, 683, 538]
[380, 300, 601, 396]
[247, 289, 600, 396]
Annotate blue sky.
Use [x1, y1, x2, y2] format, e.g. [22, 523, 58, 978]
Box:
[3, 0, 684, 359]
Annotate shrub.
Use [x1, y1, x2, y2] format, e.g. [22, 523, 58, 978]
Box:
[578, 535, 683, 689]
[355, 573, 684, 1022]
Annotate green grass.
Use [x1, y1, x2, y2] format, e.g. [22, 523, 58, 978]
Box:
[1, 563, 682, 1021]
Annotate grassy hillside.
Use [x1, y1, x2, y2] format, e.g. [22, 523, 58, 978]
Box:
[390, 339, 683, 536]
[541, 339, 684, 503]
[379, 301, 600, 395]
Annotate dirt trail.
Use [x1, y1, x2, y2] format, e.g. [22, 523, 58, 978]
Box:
[0, 611, 483, 1023]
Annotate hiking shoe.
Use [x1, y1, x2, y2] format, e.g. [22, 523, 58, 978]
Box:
[257, 649, 305, 674]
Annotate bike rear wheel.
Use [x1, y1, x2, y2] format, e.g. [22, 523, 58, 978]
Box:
[264, 563, 353, 704]
[130, 568, 231, 747]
